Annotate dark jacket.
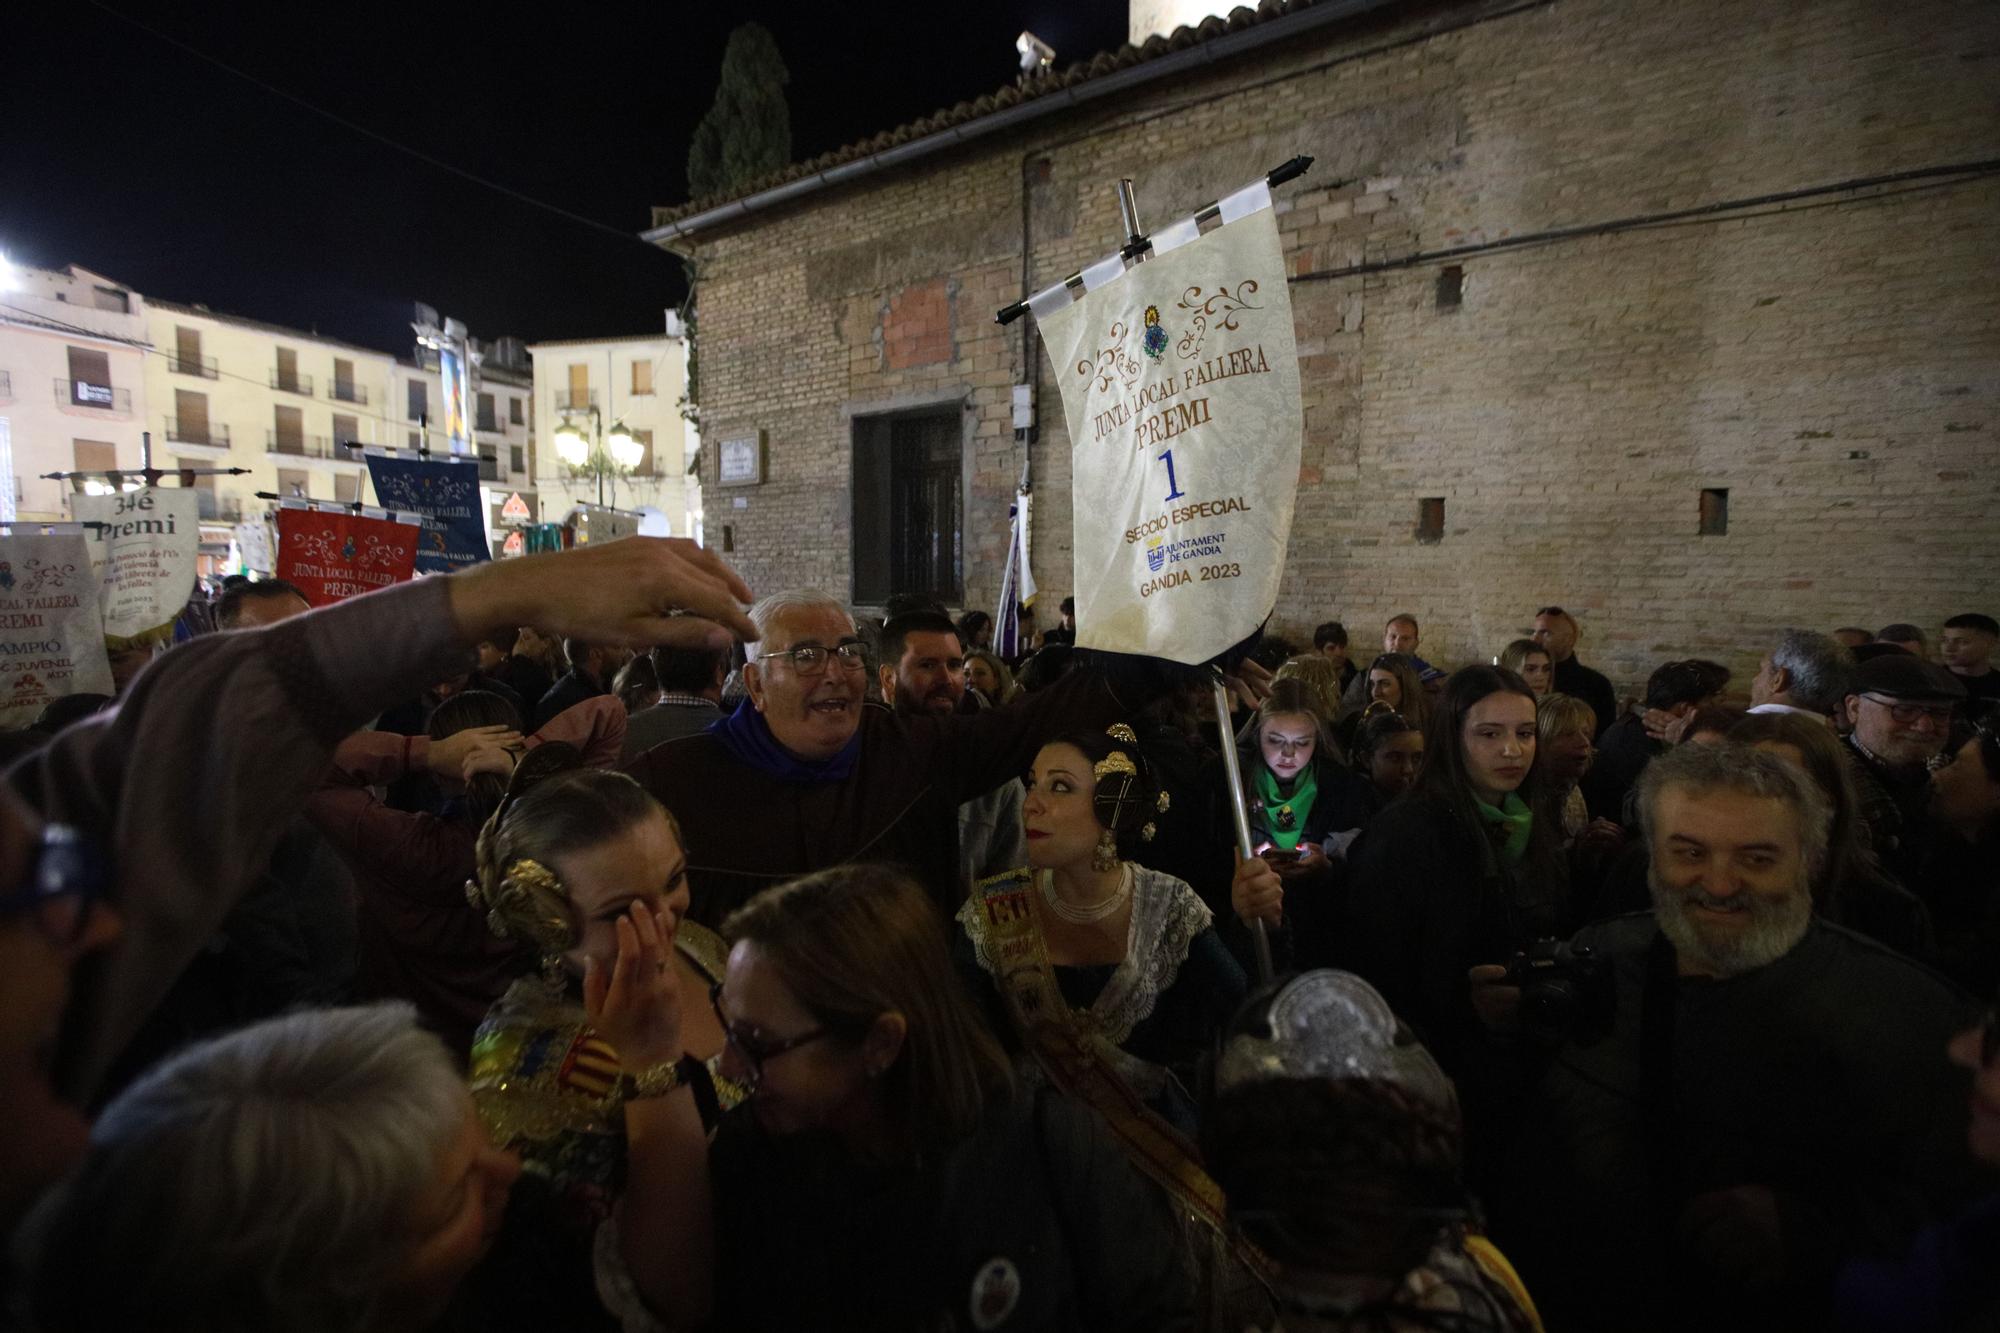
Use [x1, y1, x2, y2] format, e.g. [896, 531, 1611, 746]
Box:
[1554, 655, 1620, 740]
[492, 654, 554, 714]
[1580, 712, 1659, 824]
[1515, 913, 1983, 1332]
[622, 694, 724, 760]
[628, 667, 1147, 929]
[305, 699, 624, 1056]
[1341, 791, 1567, 1078]
[534, 667, 606, 731]
[1845, 736, 1934, 889]
[1914, 825, 2000, 997]
[709, 1086, 1196, 1332]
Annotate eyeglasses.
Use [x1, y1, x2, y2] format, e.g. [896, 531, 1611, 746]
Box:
[1860, 694, 1954, 727]
[756, 640, 868, 676]
[0, 824, 106, 948]
[709, 982, 835, 1092]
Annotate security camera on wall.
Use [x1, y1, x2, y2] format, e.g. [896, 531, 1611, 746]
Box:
[1017, 31, 1055, 78]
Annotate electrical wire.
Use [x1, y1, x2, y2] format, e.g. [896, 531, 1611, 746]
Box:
[80, 0, 661, 250]
[1289, 159, 2000, 284]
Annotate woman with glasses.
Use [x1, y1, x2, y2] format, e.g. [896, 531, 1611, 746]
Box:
[609, 862, 1198, 1331]
[458, 749, 733, 1331]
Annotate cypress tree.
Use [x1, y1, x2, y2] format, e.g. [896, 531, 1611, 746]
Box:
[686, 23, 792, 201]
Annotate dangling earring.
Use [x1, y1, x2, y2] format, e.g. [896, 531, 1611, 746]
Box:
[1091, 828, 1119, 872]
[539, 952, 568, 1002]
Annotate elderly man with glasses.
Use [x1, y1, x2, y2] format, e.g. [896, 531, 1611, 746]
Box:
[1843, 652, 1967, 887]
[628, 589, 1235, 929]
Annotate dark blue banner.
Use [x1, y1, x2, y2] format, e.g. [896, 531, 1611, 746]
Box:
[363, 454, 490, 574]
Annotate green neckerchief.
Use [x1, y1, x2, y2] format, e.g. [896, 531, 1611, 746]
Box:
[1255, 763, 1319, 852]
[1474, 791, 1533, 867]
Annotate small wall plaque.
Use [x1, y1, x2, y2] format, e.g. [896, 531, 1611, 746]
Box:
[718, 432, 766, 486]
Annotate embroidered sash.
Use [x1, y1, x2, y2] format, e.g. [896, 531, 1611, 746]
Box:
[974, 869, 1269, 1278]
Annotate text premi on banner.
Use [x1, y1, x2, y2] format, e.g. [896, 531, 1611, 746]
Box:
[73, 487, 202, 648]
[1033, 189, 1302, 665]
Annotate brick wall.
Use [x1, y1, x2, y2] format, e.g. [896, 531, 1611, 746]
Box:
[672, 0, 2000, 697]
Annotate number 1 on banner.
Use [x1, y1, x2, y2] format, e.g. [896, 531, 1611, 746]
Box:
[1157, 449, 1187, 503]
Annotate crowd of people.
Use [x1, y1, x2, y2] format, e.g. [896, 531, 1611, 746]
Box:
[0, 545, 1993, 1332]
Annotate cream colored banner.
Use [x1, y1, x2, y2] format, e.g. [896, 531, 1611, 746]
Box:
[1037, 202, 1302, 664]
[0, 532, 113, 726]
[74, 487, 201, 647]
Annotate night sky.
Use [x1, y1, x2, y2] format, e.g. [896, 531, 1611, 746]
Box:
[3, 0, 1127, 353]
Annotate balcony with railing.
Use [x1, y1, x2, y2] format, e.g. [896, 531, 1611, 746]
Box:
[56, 378, 131, 413]
[270, 369, 315, 397]
[328, 379, 368, 405]
[168, 354, 219, 379]
[554, 390, 597, 411]
[266, 431, 342, 459]
[479, 453, 501, 482]
[0, 370, 11, 399]
[476, 409, 499, 433]
[163, 417, 231, 448]
[194, 493, 243, 523]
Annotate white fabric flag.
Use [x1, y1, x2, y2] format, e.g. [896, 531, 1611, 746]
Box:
[0, 531, 113, 725]
[1035, 201, 1302, 664]
[235, 519, 276, 575]
[73, 487, 201, 646]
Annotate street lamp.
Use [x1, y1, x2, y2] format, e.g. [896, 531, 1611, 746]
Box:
[553, 406, 641, 506]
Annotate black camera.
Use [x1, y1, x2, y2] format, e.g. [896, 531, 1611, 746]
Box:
[1503, 938, 1614, 1044]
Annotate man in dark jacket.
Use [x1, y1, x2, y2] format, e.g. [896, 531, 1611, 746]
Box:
[1533, 606, 1620, 739]
[534, 637, 617, 729]
[623, 618, 732, 760]
[1843, 651, 1965, 888]
[628, 589, 1180, 928]
[1491, 743, 1981, 1332]
[1580, 658, 1728, 823]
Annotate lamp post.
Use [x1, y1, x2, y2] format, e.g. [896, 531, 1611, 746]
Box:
[553, 405, 643, 507]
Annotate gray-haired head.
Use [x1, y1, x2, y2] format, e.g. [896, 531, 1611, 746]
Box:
[747, 588, 853, 654]
[1639, 740, 1832, 872]
[1768, 628, 1854, 714]
[19, 1003, 469, 1333]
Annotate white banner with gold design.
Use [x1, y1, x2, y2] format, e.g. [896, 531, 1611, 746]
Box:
[1034, 183, 1302, 664]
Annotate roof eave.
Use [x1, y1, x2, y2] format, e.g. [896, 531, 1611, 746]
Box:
[641, 0, 1399, 247]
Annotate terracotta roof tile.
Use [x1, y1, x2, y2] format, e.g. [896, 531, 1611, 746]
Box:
[650, 0, 1326, 228]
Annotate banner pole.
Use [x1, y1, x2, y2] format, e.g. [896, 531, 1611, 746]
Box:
[1212, 670, 1275, 982]
[996, 155, 1314, 324]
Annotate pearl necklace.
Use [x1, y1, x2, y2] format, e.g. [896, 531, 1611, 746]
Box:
[1039, 863, 1132, 925]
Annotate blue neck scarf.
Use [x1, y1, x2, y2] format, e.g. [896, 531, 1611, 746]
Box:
[707, 698, 862, 783]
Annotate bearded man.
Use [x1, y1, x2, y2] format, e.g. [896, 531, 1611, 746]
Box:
[1490, 743, 1982, 1332]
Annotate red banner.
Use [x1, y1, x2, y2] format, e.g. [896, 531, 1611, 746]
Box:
[276, 507, 420, 607]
